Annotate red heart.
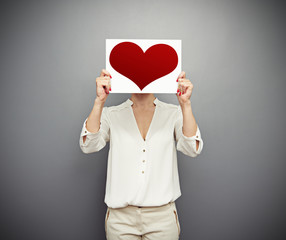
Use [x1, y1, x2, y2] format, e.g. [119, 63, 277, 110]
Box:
[109, 42, 178, 90]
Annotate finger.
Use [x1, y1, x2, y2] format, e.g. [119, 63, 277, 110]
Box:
[103, 77, 111, 92]
[179, 83, 184, 94]
[102, 84, 109, 94]
[100, 69, 110, 77]
[179, 78, 189, 82]
[97, 79, 110, 93]
[108, 78, 111, 92]
[100, 69, 111, 77]
[181, 83, 186, 94]
[178, 78, 188, 83]
[178, 78, 190, 87]
[180, 82, 189, 94]
[182, 85, 187, 94]
[178, 82, 183, 94]
[179, 79, 191, 92]
[180, 81, 191, 86]
[106, 78, 111, 93]
[97, 78, 110, 85]
[178, 71, 186, 79]
[180, 84, 183, 95]
[102, 76, 111, 80]
[177, 79, 184, 94]
[103, 79, 110, 93]
[176, 83, 180, 95]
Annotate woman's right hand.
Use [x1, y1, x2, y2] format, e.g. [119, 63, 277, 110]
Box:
[96, 69, 112, 102]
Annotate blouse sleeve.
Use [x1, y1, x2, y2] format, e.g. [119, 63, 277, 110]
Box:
[79, 106, 110, 154]
[174, 105, 203, 157]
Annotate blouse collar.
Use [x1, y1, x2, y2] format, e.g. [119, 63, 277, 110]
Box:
[126, 97, 159, 106]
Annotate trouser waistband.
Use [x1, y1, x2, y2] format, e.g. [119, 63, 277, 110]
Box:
[128, 201, 174, 209]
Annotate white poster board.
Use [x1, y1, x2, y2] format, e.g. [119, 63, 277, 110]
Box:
[106, 39, 181, 93]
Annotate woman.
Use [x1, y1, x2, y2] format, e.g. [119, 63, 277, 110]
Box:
[79, 69, 203, 240]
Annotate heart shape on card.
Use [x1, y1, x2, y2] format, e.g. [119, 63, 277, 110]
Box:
[109, 42, 178, 90]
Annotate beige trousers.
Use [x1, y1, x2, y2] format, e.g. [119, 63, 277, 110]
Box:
[105, 201, 181, 240]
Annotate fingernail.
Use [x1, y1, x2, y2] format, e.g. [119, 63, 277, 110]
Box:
[179, 92, 181, 96]
[177, 89, 180, 92]
[110, 75, 112, 78]
[176, 78, 178, 82]
[109, 87, 111, 91]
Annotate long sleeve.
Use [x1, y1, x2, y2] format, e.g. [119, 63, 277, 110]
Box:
[79, 106, 110, 154]
[174, 105, 203, 157]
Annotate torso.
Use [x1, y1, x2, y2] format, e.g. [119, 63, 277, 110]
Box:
[132, 104, 156, 141]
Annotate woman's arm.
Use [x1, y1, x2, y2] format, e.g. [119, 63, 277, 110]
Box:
[80, 103, 110, 154]
[83, 98, 105, 144]
[174, 70, 203, 157]
[180, 100, 199, 151]
[174, 105, 203, 157]
[79, 69, 112, 154]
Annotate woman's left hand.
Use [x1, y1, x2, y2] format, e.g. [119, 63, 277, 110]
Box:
[176, 71, 193, 104]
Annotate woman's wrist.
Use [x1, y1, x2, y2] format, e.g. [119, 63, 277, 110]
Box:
[180, 99, 192, 110]
[94, 97, 105, 108]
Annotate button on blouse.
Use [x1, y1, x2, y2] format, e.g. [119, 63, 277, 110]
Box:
[79, 97, 203, 208]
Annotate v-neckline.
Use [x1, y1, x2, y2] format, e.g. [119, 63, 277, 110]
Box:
[128, 98, 158, 142]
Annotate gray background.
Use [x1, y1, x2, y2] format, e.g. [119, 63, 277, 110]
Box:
[0, 0, 285, 239]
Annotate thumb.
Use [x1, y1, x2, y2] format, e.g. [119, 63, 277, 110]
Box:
[178, 71, 186, 79]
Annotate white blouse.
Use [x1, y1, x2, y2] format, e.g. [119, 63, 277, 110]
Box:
[79, 97, 203, 209]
